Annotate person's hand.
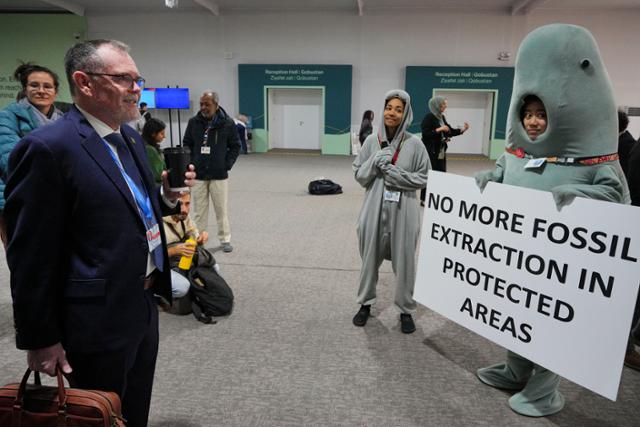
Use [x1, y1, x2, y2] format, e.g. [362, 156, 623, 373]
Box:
[162, 164, 197, 202]
[27, 342, 72, 377]
[168, 241, 197, 259]
[475, 170, 494, 192]
[177, 241, 196, 258]
[379, 163, 393, 174]
[462, 122, 470, 132]
[551, 186, 577, 211]
[438, 125, 450, 133]
[197, 231, 209, 246]
[373, 149, 393, 168]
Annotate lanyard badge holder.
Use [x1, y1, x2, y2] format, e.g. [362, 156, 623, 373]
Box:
[102, 139, 161, 253]
[382, 138, 404, 203]
[201, 125, 212, 155]
[202, 117, 219, 155]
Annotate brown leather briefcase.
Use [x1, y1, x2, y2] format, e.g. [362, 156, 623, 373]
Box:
[0, 367, 126, 426]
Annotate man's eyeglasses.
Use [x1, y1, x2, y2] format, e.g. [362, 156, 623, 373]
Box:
[85, 72, 146, 89]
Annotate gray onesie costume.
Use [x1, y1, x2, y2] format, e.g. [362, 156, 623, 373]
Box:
[353, 89, 431, 314]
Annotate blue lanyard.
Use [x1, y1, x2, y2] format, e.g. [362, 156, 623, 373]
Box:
[101, 138, 154, 221]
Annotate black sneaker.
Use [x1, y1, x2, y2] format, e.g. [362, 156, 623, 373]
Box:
[352, 305, 371, 327]
[400, 313, 416, 334]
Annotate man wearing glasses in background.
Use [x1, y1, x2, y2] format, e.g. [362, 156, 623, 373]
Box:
[4, 39, 195, 427]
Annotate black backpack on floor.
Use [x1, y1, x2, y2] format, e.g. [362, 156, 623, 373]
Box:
[308, 179, 342, 195]
[188, 246, 234, 320]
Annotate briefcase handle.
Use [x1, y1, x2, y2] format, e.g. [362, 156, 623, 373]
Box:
[14, 366, 69, 415]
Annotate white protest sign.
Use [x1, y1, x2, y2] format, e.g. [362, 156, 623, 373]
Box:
[414, 171, 640, 400]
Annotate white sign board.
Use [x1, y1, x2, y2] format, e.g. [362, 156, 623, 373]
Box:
[414, 171, 640, 401]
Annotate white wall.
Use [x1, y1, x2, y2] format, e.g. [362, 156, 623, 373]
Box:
[86, 9, 640, 141]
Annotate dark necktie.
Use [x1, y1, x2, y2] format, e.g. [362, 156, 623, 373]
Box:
[104, 131, 164, 271]
[104, 132, 144, 193]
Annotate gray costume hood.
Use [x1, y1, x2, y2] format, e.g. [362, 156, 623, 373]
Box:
[428, 96, 446, 120]
[506, 23, 617, 158]
[378, 89, 413, 148]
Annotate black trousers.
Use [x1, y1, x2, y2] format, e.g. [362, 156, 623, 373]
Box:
[67, 290, 159, 427]
[420, 150, 447, 202]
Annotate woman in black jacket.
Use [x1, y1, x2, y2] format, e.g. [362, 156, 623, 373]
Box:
[358, 110, 374, 145]
[419, 96, 469, 205]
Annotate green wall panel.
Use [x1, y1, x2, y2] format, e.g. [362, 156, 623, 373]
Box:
[251, 128, 269, 153]
[490, 139, 507, 159]
[321, 133, 350, 155]
[0, 14, 87, 108]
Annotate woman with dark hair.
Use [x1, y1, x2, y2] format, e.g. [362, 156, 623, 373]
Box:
[142, 117, 167, 183]
[352, 90, 430, 334]
[358, 110, 374, 145]
[419, 96, 469, 206]
[0, 62, 63, 246]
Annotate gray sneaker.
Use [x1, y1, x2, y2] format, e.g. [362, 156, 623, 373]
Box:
[222, 242, 233, 253]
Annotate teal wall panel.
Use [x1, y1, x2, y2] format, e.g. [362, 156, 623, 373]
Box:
[405, 66, 514, 159]
[239, 64, 352, 154]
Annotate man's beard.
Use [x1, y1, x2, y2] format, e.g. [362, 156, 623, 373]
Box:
[172, 214, 187, 222]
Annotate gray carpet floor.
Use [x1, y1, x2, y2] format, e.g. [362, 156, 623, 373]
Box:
[0, 153, 638, 426]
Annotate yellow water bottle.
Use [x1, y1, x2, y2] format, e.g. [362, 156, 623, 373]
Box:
[178, 236, 197, 271]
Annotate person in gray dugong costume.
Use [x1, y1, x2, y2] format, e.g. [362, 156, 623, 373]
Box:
[352, 89, 430, 334]
[475, 23, 630, 417]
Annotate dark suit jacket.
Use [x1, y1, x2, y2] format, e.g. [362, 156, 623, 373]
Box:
[5, 106, 177, 353]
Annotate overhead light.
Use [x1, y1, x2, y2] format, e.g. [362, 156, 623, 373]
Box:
[497, 51, 511, 61]
[165, 0, 179, 8]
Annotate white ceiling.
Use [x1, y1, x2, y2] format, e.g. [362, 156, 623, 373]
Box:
[2, 0, 640, 16]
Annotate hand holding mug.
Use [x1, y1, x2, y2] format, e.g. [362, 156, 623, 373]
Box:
[163, 164, 196, 202]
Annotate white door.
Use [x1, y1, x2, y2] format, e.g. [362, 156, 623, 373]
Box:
[283, 104, 321, 149]
[267, 88, 323, 150]
[434, 91, 494, 156]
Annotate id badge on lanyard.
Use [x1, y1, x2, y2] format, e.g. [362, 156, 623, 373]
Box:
[384, 189, 401, 203]
[146, 223, 161, 252]
[525, 158, 546, 169]
[382, 137, 403, 203]
[202, 123, 213, 155]
[101, 139, 161, 253]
